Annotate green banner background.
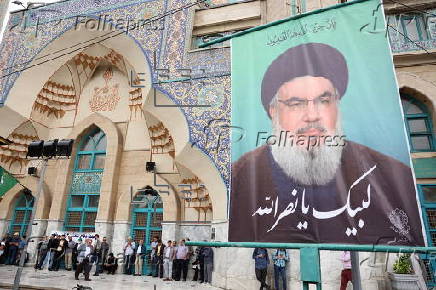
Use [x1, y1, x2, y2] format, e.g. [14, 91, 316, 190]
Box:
[231, 0, 411, 166]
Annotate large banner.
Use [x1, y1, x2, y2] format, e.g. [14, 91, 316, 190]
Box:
[229, 0, 426, 245]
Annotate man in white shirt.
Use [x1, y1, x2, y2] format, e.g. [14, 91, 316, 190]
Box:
[174, 239, 189, 281]
[163, 240, 175, 281]
[149, 236, 158, 276]
[93, 234, 102, 276]
[134, 240, 145, 276]
[75, 239, 93, 281]
[123, 237, 136, 275]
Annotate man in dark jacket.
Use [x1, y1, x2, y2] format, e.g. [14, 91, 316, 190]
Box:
[253, 248, 269, 290]
[51, 235, 67, 271]
[202, 246, 214, 284]
[104, 253, 117, 274]
[192, 246, 204, 282]
[6, 233, 20, 265]
[35, 236, 49, 270]
[230, 43, 425, 246]
[153, 240, 165, 278]
[47, 234, 59, 270]
[100, 237, 110, 273]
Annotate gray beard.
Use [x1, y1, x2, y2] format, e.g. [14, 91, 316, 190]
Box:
[270, 121, 344, 186]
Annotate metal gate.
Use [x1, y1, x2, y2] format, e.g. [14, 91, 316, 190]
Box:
[130, 195, 163, 275]
[9, 193, 34, 237]
[418, 185, 436, 288]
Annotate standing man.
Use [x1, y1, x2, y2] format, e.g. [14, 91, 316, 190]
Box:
[17, 235, 27, 264]
[35, 236, 49, 270]
[93, 234, 102, 276]
[149, 236, 158, 276]
[100, 237, 110, 274]
[72, 238, 79, 271]
[123, 237, 135, 275]
[253, 247, 269, 290]
[75, 238, 93, 281]
[272, 248, 289, 290]
[163, 240, 175, 281]
[186, 238, 194, 272]
[198, 245, 205, 283]
[51, 235, 67, 271]
[340, 251, 352, 290]
[153, 239, 165, 278]
[47, 234, 59, 270]
[174, 239, 188, 281]
[172, 241, 178, 280]
[65, 236, 76, 271]
[134, 240, 146, 276]
[202, 245, 214, 285]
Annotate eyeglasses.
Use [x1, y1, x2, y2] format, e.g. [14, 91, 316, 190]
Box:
[278, 93, 338, 112]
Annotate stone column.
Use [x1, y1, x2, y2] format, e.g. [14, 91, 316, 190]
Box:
[161, 222, 179, 242]
[0, 218, 9, 237]
[112, 221, 130, 259]
[95, 220, 114, 240]
[211, 220, 228, 241]
[45, 219, 63, 235]
[213, 247, 259, 290]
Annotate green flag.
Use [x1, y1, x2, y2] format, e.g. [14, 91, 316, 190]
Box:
[0, 166, 19, 198]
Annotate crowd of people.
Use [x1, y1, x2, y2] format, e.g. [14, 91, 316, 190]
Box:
[0, 232, 215, 285]
[253, 247, 290, 290]
[252, 248, 352, 290]
[2, 233, 354, 288]
[0, 232, 27, 266]
[2, 232, 122, 281]
[122, 236, 214, 285]
[28, 233, 111, 281]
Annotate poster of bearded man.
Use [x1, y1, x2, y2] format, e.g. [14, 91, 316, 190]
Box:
[229, 0, 426, 246]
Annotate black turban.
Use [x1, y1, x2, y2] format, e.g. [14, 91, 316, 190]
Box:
[261, 43, 348, 118]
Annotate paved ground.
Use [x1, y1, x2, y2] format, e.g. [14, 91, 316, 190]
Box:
[0, 265, 220, 290]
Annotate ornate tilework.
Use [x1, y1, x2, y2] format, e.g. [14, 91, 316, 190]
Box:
[0, 0, 232, 193]
[70, 172, 103, 194]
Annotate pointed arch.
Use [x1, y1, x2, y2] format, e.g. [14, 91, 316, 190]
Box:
[0, 120, 39, 174]
[143, 89, 227, 221]
[48, 113, 122, 226]
[0, 174, 51, 238]
[8, 191, 34, 236]
[4, 22, 152, 122]
[115, 174, 180, 223]
[400, 87, 435, 152]
[397, 72, 436, 110]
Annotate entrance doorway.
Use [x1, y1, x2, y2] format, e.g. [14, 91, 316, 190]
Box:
[130, 195, 163, 275]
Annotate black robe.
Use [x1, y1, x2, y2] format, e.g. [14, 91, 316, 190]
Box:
[229, 141, 425, 246]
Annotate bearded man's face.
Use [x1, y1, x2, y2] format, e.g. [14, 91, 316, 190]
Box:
[270, 75, 339, 139]
[269, 76, 344, 186]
